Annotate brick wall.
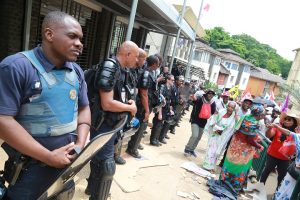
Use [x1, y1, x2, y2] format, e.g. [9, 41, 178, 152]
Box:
[0, 0, 25, 60]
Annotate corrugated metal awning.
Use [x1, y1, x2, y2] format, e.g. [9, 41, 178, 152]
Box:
[95, 0, 195, 40]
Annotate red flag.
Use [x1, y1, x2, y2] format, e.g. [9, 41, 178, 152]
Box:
[203, 3, 210, 12]
[241, 91, 252, 101]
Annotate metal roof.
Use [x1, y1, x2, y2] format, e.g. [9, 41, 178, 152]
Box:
[195, 41, 224, 57]
[173, 5, 205, 38]
[219, 63, 231, 75]
[250, 67, 286, 84]
[218, 49, 254, 66]
[95, 0, 195, 40]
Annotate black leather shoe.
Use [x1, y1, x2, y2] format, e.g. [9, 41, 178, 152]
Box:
[159, 139, 167, 144]
[126, 149, 142, 159]
[138, 144, 144, 150]
[85, 188, 91, 195]
[150, 140, 160, 146]
[115, 156, 126, 165]
[165, 135, 170, 139]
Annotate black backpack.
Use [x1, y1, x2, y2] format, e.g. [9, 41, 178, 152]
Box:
[84, 65, 99, 108]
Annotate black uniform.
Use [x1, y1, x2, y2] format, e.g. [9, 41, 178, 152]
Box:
[150, 83, 174, 145]
[169, 84, 182, 133]
[126, 64, 151, 157]
[86, 58, 130, 200]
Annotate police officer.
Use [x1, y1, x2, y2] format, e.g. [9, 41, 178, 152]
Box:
[85, 41, 138, 200]
[126, 52, 160, 158]
[169, 76, 183, 134]
[156, 74, 175, 144]
[114, 55, 141, 164]
[0, 11, 91, 199]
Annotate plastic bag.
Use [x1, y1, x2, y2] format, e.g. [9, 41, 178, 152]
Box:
[278, 139, 296, 159]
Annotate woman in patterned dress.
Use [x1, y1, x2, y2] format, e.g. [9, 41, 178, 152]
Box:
[202, 101, 236, 172]
[220, 105, 265, 192]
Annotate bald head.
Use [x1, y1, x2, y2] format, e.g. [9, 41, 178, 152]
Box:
[137, 48, 147, 67]
[117, 41, 139, 68]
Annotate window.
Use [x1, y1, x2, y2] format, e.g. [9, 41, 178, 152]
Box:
[36, 0, 99, 69]
[193, 50, 202, 61]
[214, 57, 221, 65]
[242, 78, 247, 85]
[202, 52, 210, 63]
[213, 73, 217, 80]
[225, 61, 231, 68]
[230, 76, 235, 83]
[243, 65, 250, 73]
[231, 63, 238, 70]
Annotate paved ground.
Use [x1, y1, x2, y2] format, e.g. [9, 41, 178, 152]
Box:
[0, 110, 278, 200]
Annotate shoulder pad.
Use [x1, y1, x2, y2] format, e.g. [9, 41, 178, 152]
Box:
[94, 59, 120, 91]
[140, 70, 150, 89]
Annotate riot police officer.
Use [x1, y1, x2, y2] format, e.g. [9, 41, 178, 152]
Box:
[85, 41, 138, 200]
[153, 74, 175, 145]
[126, 53, 160, 158]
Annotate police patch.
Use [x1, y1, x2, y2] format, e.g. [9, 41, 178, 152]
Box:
[69, 89, 77, 100]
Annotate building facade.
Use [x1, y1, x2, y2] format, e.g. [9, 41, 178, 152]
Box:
[287, 48, 300, 86]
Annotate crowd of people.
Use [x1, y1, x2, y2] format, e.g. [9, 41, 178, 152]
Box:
[0, 10, 299, 200]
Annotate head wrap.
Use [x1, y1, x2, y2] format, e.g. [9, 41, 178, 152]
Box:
[251, 105, 265, 116]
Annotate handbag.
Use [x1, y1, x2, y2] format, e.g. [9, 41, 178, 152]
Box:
[278, 137, 296, 159]
[198, 102, 211, 119]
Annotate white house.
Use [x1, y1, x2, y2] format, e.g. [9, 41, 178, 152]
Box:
[218, 49, 253, 90]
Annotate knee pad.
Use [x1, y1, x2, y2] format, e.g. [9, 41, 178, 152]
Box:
[88, 158, 116, 200]
[54, 180, 75, 200]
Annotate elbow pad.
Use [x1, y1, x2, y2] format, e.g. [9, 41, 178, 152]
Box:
[95, 59, 119, 91]
[138, 70, 150, 89]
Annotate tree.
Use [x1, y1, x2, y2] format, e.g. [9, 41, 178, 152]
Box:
[204, 28, 292, 78]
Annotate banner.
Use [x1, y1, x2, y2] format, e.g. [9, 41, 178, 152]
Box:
[228, 85, 239, 99]
[281, 94, 289, 113]
[269, 91, 275, 101]
[241, 91, 252, 101]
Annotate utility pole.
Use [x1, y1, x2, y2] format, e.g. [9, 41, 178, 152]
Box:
[169, 0, 187, 73]
[184, 0, 204, 81]
[126, 0, 138, 41]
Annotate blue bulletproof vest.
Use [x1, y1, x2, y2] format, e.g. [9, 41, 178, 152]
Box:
[16, 50, 79, 137]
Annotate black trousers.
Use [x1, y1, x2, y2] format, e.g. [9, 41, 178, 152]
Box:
[150, 114, 163, 142]
[260, 154, 290, 187]
[159, 121, 170, 141]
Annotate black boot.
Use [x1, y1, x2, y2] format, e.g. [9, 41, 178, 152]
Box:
[86, 159, 116, 200]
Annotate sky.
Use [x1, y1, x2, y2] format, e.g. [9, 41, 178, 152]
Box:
[167, 0, 300, 61]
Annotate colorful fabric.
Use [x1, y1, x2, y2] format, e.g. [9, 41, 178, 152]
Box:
[203, 109, 236, 170]
[236, 115, 260, 136]
[220, 115, 260, 192]
[274, 173, 296, 200]
[292, 133, 300, 167]
[250, 105, 265, 117]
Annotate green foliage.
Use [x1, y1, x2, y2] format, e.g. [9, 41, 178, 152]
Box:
[280, 83, 300, 107]
[204, 27, 292, 78]
[202, 80, 219, 93]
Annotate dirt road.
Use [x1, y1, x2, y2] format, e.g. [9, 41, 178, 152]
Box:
[0, 111, 277, 199]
